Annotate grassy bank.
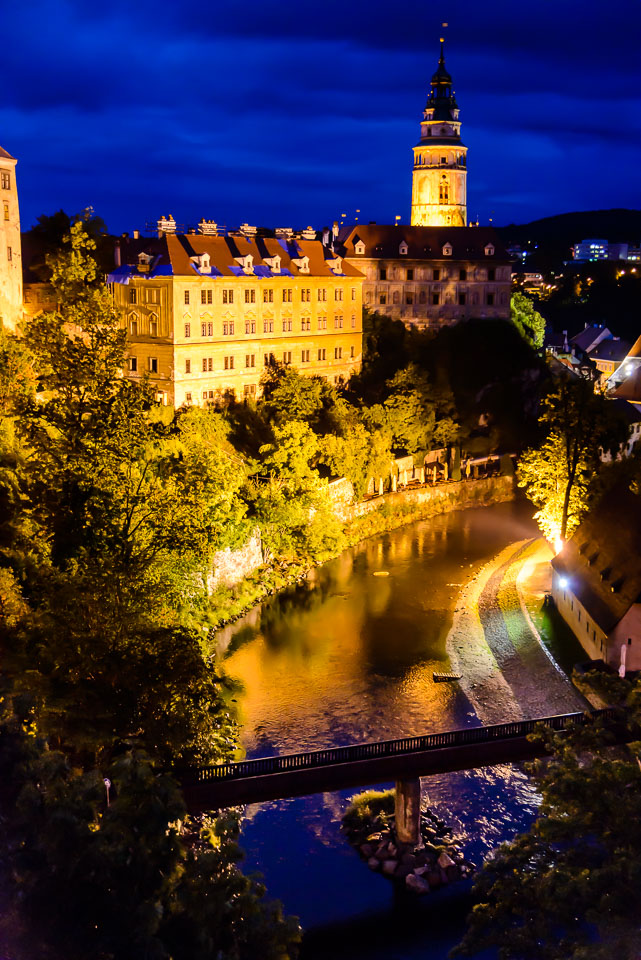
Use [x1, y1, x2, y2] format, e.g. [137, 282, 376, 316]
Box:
[205, 476, 514, 634]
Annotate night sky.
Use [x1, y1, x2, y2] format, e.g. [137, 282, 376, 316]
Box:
[3, 0, 640, 235]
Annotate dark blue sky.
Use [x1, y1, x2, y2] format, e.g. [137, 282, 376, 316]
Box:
[3, 0, 640, 234]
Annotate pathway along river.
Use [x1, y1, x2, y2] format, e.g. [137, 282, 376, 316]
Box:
[219, 500, 578, 959]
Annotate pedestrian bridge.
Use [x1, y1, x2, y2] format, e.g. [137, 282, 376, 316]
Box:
[181, 708, 622, 813]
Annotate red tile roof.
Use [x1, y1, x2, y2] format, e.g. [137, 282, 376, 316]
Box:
[337, 224, 510, 261]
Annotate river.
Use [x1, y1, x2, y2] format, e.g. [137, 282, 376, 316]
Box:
[219, 500, 557, 958]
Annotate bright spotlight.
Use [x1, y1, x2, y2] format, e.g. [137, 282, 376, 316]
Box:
[559, 577, 569, 589]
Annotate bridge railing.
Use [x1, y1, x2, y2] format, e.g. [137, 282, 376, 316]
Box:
[188, 708, 620, 783]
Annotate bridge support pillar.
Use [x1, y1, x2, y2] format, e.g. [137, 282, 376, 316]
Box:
[395, 778, 421, 845]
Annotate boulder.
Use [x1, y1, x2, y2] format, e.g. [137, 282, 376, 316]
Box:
[387, 843, 398, 857]
[367, 858, 380, 871]
[360, 844, 374, 858]
[382, 860, 398, 876]
[437, 852, 455, 869]
[401, 852, 416, 866]
[395, 863, 414, 879]
[406, 873, 431, 895]
[413, 865, 429, 877]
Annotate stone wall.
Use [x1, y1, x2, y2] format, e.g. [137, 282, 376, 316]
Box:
[349, 475, 514, 523]
[208, 528, 264, 590]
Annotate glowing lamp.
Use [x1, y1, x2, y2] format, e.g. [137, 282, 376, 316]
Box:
[559, 577, 569, 589]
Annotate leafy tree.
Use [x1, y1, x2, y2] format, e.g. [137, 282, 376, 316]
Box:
[260, 361, 337, 431]
[510, 291, 546, 349]
[518, 377, 628, 542]
[455, 707, 641, 960]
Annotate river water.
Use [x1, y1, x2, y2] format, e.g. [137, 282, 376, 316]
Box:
[220, 501, 546, 958]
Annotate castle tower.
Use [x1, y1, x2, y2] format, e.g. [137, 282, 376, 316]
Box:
[0, 144, 22, 330]
[410, 41, 467, 227]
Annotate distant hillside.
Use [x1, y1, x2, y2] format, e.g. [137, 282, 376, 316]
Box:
[496, 209, 641, 262]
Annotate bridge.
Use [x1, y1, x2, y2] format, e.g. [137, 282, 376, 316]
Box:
[182, 708, 624, 841]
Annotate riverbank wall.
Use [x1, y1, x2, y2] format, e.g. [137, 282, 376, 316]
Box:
[207, 475, 515, 634]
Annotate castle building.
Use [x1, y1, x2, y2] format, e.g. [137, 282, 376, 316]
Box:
[0, 144, 22, 330]
[411, 41, 467, 228]
[108, 231, 363, 406]
[339, 224, 511, 330]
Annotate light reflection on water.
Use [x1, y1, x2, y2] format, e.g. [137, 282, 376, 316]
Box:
[221, 501, 542, 958]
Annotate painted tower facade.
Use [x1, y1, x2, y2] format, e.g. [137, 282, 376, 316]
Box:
[0, 145, 22, 330]
[410, 42, 467, 227]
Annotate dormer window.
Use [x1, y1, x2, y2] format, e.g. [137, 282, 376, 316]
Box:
[291, 256, 310, 274]
[326, 256, 343, 274]
[263, 255, 281, 274]
[354, 241, 365, 256]
[399, 242, 408, 256]
[442, 243, 453, 257]
[235, 254, 254, 275]
[485, 244, 495, 256]
[137, 252, 153, 274]
[191, 253, 211, 274]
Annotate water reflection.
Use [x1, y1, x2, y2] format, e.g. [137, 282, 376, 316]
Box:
[221, 501, 541, 958]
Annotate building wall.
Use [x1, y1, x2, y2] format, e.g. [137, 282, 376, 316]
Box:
[610, 604, 641, 673]
[551, 569, 610, 662]
[348, 257, 511, 329]
[411, 151, 467, 227]
[0, 154, 22, 331]
[23, 282, 57, 320]
[113, 273, 363, 405]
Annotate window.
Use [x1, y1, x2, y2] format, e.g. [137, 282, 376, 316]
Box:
[202, 391, 208, 400]
[406, 269, 414, 281]
[432, 293, 440, 305]
[3, 203, 8, 221]
[184, 290, 190, 305]
[405, 294, 413, 304]
[201, 289, 213, 304]
[301, 289, 311, 302]
[150, 319, 158, 337]
[0, 172, 10, 189]
[318, 316, 327, 330]
[301, 349, 310, 362]
[334, 316, 343, 329]
[264, 352, 275, 366]
[130, 319, 138, 336]
[458, 293, 466, 306]
[243, 384, 257, 397]
[185, 359, 191, 374]
[488, 268, 496, 281]
[201, 321, 213, 336]
[185, 392, 192, 402]
[129, 357, 138, 372]
[184, 322, 191, 338]
[263, 319, 274, 333]
[379, 268, 387, 280]
[223, 321, 235, 335]
[317, 348, 326, 360]
[222, 289, 233, 304]
[24, 290, 31, 303]
[439, 181, 449, 204]
[282, 288, 292, 302]
[301, 318, 311, 331]
[350, 345, 355, 358]
[149, 357, 158, 374]
[7, 246, 11, 261]
[283, 351, 292, 364]
[245, 289, 255, 303]
[351, 315, 356, 328]
[245, 354, 255, 367]
[379, 293, 387, 305]
[202, 357, 213, 372]
[129, 288, 137, 304]
[224, 356, 235, 370]
[245, 320, 256, 333]
[433, 269, 440, 281]
[334, 347, 343, 359]
[282, 319, 292, 332]
[147, 288, 159, 304]
[334, 288, 343, 301]
[487, 293, 495, 306]
[318, 288, 327, 302]
[459, 269, 467, 281]
[263, 289, 273, 303]
[351, 287, 356, 300]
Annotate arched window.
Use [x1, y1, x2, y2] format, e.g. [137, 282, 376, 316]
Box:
[439, 179, 449, 204]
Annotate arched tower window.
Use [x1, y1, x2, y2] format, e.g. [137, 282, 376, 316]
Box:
[439, 178, 449, 204]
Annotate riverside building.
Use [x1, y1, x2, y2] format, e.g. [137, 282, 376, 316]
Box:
[0, 142, 22, 330]
[109, 227, 363, 406]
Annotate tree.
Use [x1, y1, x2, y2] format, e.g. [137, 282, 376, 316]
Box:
[510, 291, 546, 349]
[518, 377, 628, 543]
[454, 707, 641, 960]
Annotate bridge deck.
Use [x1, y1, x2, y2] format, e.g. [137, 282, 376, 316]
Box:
[181, 709, 622, 810]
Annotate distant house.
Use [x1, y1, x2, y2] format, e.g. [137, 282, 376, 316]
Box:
[551, 484, 641, 672]
[606, 335, 641, 401]
[570, 323, 612, 355]
[590, 337, 632, 382]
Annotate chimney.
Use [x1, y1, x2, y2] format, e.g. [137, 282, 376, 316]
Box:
[322, 226, 330, 247]
[332, 221, 339, 239]
[114, 239, 121, 267]
[133, 229, 140, 240]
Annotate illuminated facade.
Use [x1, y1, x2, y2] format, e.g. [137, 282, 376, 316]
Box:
[109, 231, 363, 406]
[0, 144, 22, 330]
[411, 41, 467, 228]
[340, 224, 511, 330]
